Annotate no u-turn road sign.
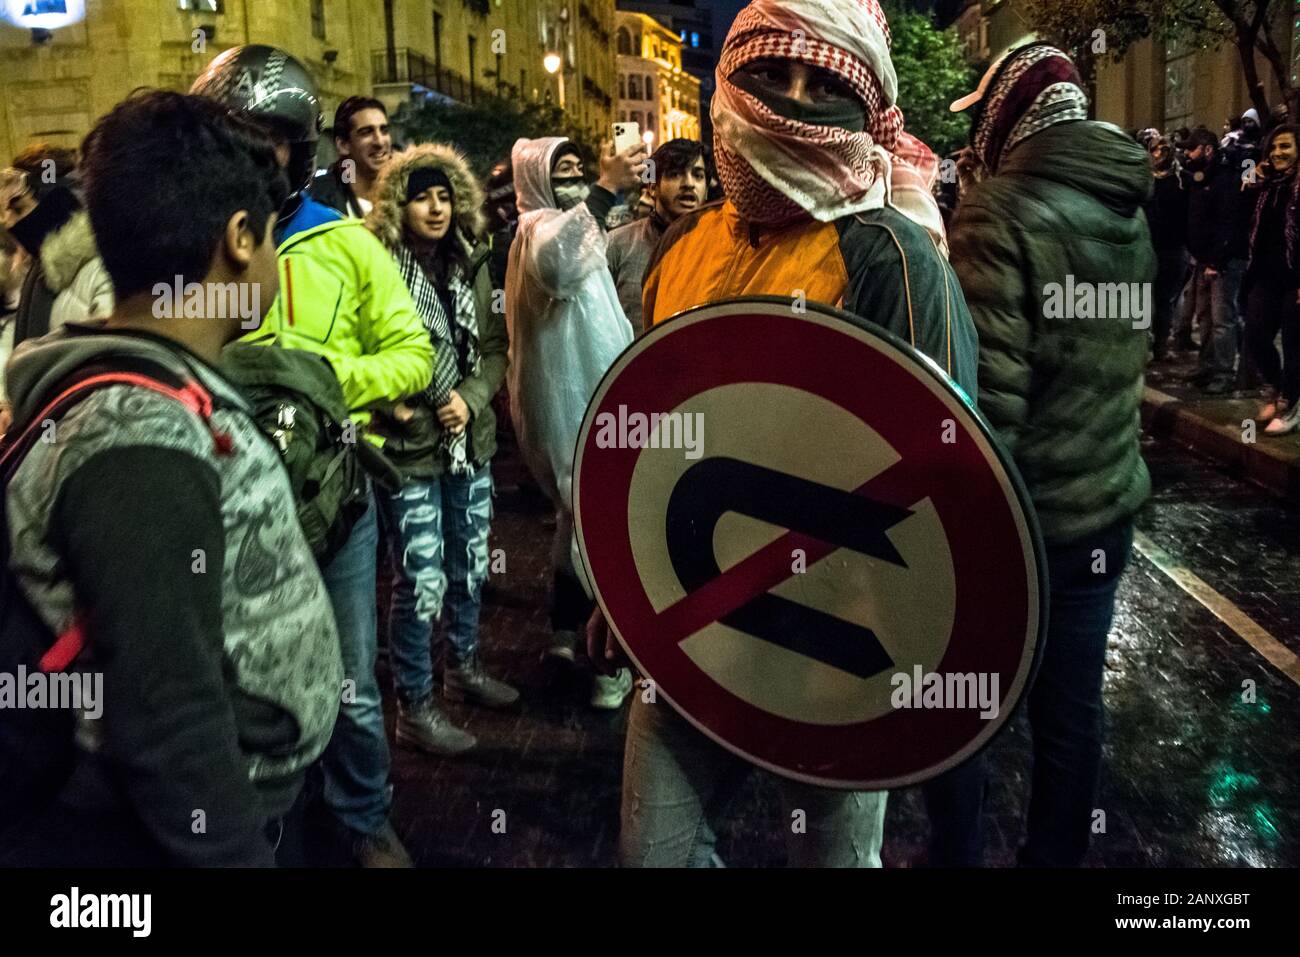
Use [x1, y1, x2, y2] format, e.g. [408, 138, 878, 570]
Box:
[574, 298, 1046, 790]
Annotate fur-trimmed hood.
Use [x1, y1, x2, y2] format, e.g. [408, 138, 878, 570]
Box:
[366, 143, 487, 250]
[39, 210, 102, 294]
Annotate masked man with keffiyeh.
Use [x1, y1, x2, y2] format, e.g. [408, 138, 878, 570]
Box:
[948, 42, 1154, 867]
[588, 0, 979, 868]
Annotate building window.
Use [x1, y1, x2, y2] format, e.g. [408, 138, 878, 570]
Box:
[1164, 36, 1193, 130]
[310, 0, 325, 40]
[691, 31, 699, 48]
[632, 110, 643, 128]
[647, 111, 655, 133]
[628, 74, 640, 99]
[617, 27, 632, 55]
[619, 110, 627, 122]
[645, 75, 654, 99]
[618, 74, 626, 99]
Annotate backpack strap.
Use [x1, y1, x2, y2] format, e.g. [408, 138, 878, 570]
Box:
[2, 359, 230, 672]
[1, 359, 228, 482]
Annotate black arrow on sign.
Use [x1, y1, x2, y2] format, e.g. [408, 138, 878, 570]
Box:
[664, 457, 912, 679]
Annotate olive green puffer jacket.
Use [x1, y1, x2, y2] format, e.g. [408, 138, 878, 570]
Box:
[365, 143, 508, 479]
[950, 121, 1154, 544]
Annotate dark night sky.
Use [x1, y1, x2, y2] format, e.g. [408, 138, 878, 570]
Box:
[710, 0, 747, 40]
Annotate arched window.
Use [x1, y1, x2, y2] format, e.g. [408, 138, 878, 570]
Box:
[632, 110, 644, 128]
[645, 75, 654, 99]
[618, 74, 626, 99]
[629, 75, 641, 99]
[616, 28, 632, 55]
[646, 111, 655, 134]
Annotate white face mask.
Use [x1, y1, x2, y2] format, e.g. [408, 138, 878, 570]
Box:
[552, 178, 590, 210]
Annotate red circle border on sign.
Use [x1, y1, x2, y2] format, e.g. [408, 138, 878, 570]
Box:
[575, 301, 1042, 789]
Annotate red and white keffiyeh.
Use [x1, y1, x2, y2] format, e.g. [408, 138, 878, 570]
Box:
[712, 0, 946, 249]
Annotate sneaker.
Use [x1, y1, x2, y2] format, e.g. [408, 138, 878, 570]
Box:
[590, 667, 634, 710]
[349, 820, 414, 868]
[396, 696, 476, 755]
[544, 629, 578, 665]
[1264, 402, 1300, 436]
[444, 657, 520, 709]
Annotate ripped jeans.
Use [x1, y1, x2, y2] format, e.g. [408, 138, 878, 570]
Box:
[375, 465, 493, 705]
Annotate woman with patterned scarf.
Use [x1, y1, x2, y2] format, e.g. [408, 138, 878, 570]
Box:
[366, 144, 517, 758]
[1244, 123, 1300, 435]
[604, 0, 979, 868]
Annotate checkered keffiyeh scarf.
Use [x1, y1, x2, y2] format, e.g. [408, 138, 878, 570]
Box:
[395, 242, 478, 473]
[971, 44, 1089, 174]
[712, 0, 945, 249]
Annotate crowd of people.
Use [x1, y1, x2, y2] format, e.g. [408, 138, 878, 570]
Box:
[0, 0, 1257, 869]
[1139, 107, 1300, 435]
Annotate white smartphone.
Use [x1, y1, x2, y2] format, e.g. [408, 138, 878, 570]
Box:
[613, 121, 641, 155]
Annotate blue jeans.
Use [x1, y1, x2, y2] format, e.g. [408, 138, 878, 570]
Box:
[376, 466, 494, 703]
[922, 752, 988, 866]
[318, 489, 392, 836]
[1193, 259, 1245, 379]
[619, 695, 887, 867]
[1019, 518, 1134, 866]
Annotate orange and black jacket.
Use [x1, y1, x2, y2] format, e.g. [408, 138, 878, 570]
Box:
[642, 199, 979, 400]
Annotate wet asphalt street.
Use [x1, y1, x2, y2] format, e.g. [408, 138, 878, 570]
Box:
[347, 431, 1300, 868]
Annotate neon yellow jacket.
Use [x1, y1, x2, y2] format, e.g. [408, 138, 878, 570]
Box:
[244, 218, 433, 427]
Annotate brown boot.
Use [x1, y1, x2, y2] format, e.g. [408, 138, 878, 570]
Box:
[444, 656, 520, 709]
[350, 820, 414, 868]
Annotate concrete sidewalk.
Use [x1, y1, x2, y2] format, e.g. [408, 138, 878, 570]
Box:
[1142, 356, 1300, 498]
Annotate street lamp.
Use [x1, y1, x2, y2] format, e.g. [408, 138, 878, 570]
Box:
[543, 53, 565, 110]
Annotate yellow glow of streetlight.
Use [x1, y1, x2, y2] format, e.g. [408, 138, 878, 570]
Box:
[543, 53, 562, 74]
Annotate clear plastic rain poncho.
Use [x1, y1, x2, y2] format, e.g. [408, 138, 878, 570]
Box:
[505, 136, 634, 584]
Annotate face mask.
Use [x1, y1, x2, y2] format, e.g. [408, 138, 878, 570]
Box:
[552, 176, 589, 210]
[730, 69, 866, 133]
[7, 186, 78, 257]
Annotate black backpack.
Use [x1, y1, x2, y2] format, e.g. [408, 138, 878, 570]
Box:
[0, 357, 219, 824]
[219, 342, 399, 566]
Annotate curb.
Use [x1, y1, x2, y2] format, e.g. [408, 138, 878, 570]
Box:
[1141, 386, 1300, 498]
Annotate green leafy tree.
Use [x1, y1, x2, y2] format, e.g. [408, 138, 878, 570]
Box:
[1021, 0, 1296, 121]
[884, 1, 979, 156]
[394, 94, 598, 180]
